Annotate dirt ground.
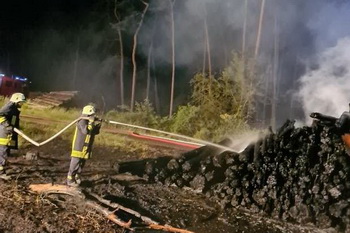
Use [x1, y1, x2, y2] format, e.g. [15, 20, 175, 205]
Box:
[0, 138, 336, 233]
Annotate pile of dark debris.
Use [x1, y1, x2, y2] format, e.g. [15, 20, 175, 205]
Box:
[118, 118, 350, 232]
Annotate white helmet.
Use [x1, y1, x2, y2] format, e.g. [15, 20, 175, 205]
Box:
[10, 93, 26, 103]
[82, 104, 96, 115]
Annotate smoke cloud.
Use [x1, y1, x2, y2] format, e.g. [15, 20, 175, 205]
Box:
[298, 38, 350, 122]
[297, 1, 350, 123]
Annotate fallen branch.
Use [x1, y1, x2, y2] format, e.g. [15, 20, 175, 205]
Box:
[148, 224, 195, 233]
[85, 200, 132, 229]
[29, 184, 132, 229]
[29, 184, 84, 197]
[87, 191, 158, 224]
[86, 191, 195, 233]
[29, 184, 194, 233]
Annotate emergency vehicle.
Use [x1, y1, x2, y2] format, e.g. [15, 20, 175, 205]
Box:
[0, 73, 28, 97]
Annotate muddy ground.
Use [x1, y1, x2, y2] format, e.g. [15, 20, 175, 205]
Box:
[0, 138, 336, 233]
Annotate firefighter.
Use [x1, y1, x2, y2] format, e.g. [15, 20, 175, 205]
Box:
[336, 103, 350, 153]
[0, 93, 26, 180]
[67, 104, 101, 187]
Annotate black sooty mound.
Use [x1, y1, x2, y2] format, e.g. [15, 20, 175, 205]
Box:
[117, 119, 350, 232]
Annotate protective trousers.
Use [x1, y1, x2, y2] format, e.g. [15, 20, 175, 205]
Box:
[68, 157, 86, 178]
[0, 145, 9, 169]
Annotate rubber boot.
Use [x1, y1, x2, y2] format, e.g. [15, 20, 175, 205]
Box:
[66, 176, 79, 187]
[75, 175, 82, 185]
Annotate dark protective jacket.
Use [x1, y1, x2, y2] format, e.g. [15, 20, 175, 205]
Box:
[71, 115, 101, 159]
[0, 102, 20, 149]
[336, 111, 350, 134]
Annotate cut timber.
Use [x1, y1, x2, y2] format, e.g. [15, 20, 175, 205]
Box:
[28, 91, 78, 109]
[29, 184, 84, 197]
[29, 184, 132, 229]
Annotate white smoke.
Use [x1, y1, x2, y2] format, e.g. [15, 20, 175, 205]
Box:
[298, 38, 350, 122]
[307, 1, 350, 52]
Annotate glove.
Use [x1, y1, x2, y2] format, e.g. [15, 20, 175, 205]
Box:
[88, 116, 95, 123]
[95, 121, 102, 129]
[310, 112, 320, 119]
[6, 125, 13, 133]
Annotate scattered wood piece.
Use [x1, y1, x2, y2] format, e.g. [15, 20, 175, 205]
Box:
[86, 191, 195, 233]
[148, 224, 195, 233]
[29, 184, 132, 229]
[29, 184, 85, 198]
[86, 200, 132, 228]
[29, 184, 195, 233]
[87, 191, 158, 225]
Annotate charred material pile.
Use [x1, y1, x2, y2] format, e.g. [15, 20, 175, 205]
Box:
[118, 119, 350, 231]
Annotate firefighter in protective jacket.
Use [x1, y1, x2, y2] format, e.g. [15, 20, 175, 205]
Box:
[336, 103, 350, 153]
[0, 93, 26, 179]
[67, 104, 101, 186]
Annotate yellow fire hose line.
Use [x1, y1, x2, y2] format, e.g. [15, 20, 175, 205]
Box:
[14, 116, 237, 153]
[14, 117, 82, 147]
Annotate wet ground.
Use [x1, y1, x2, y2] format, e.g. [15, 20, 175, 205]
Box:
[0, 139, 335, 233]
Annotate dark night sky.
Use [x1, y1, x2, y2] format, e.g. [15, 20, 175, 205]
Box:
[0, 0, 109, 95]
[0, 0, 95, 30]
[0, 0, 96, 66]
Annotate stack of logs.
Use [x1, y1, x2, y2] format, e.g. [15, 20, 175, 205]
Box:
[29, 91, 78, 109]
[117, 119, 350, 231]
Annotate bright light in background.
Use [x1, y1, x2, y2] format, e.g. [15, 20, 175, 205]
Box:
[14, 76, 27, 81]
[298, 38, 350, 123]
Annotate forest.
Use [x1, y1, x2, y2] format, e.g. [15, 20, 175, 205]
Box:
[1, 0, 350, 132]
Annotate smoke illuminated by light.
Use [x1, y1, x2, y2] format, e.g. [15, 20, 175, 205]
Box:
[298, 38, 350, 123]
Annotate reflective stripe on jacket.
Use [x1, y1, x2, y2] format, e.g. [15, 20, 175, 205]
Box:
[71, 117, 100, 159]
[0, 123, 11, 146]
[0, 102, 20, 148]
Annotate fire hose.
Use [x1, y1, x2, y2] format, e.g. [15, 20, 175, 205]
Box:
[105, 119, 237, 152]
[14, 117, 237, 152]
[14, 117, 82, 147]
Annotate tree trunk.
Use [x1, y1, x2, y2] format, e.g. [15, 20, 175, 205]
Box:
[146, 42, 152, 100]
[271, 3, 279, 131]
[72, 34, 80, 90]
[153, 55, 160, 113]
[114, 0, 124, 107]
[203, 5, 212, 78]
[202, 31, 207, 75]
[262, 64, 271, 127]
[130, 0, 149, 112]
[254, 0, 266, 60]
[118, 28, 124, 107]
[242, 0, 248, 61]
[169, 0, 176, 117]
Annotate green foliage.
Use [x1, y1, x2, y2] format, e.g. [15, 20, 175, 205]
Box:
[170, 105, 200, 136]
[106, 99, 160, 129]
[171, 53, 255, 141]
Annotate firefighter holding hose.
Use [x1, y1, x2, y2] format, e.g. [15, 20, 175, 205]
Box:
[67, 104, 101, 187]
[335, 103, 350, 153]
[0, 93, 26, 180]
